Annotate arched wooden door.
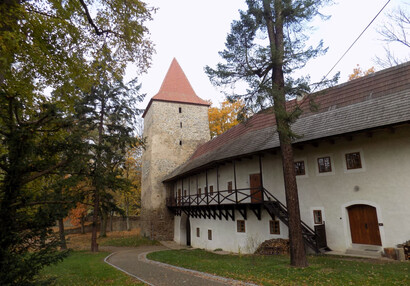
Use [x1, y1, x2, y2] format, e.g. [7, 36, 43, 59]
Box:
[347, 204, 381, 246]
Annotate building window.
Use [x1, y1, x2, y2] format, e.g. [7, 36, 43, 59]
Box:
[198, 188, 201, 196]
[208, 229, 212, 240]
[196, 227, 200, 237]
[179, 107, 182, 113]
[294, 161, 306, 176]
[179, 140, 182, 145]
[345, 152, 362, 170]
[210, 185, 214, 195]
[269, 220, 280, 234]
[180, 122, 182, 128]
[313, 210, 323, 224]
[204, 186, 208, 196]
[227, 181, 233, 193]
[317, 156, 332, 173]
[237, 220, 246, 233]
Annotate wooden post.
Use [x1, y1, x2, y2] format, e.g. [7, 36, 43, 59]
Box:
[217, 165, 220, 204]
[182, 179, 184, 205]
[234, 160, 238, 204]
[206, 169, 209, 205]
[259, 154, 264, 202]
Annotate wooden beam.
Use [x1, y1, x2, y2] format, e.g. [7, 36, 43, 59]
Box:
[259, 154, 264, 192]
[210, 207, 216, 220]
[227, 207, 235, 221]
[238, 206, 247, 220]
[250, 205, 262, 220]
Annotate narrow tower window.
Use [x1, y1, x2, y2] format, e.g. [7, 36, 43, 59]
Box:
[179, 107, 182, 113]
[180, 122, 182, 128]
[179, 140, 182, 145]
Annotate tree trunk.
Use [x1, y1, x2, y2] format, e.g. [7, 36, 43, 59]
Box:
[125, 197, 130, 231]
[263, 0, 307, 267]
[110, 211, 113, 232]
[91, 90, 106, 252]
[80, 217, 85, 234]
[58, 218, 67, 250]
[90, 189, 99, 252]
[100, 209, 107, 237]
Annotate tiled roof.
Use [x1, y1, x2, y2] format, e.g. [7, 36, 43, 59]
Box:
[164, 61, 410, 182]
[142, 58, 209, 118]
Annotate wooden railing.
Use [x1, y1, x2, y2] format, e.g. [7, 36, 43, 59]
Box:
[166, 187, 328, 253]
[166, 187, 268, 207]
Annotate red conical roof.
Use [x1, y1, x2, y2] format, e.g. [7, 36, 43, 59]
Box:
[143, 58, 210, 117]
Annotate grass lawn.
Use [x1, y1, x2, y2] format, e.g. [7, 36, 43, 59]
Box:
[39, 229, 158, 285]
[40, 251, 144, 286]
[148, 249, 409, 286]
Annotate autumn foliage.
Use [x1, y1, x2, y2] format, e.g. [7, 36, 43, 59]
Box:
[348, 64, 375, 81]
[66, 203, 88, 227]
[208, 99, 244, 138]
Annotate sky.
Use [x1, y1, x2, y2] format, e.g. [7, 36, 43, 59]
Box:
[126, 0, 409, 109]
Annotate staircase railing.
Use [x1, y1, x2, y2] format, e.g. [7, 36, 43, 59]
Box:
[262, 188, 321, 253]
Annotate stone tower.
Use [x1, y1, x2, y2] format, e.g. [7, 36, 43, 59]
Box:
[141, 58, 210, 240]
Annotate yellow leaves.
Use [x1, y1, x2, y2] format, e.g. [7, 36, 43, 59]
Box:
[348, 64, 375, 81]
[208, 99, 245, 138]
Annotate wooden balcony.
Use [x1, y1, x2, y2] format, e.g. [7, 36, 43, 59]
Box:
[166, 187, 330, 253]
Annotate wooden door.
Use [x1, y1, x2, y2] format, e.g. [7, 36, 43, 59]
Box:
[250, 173, 262, 203]
[348, 204, 381, 246]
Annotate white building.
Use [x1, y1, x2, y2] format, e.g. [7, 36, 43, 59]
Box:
[142, 60, 410, 256]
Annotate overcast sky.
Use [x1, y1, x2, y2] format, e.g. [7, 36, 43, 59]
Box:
[127, 0, 409, 109]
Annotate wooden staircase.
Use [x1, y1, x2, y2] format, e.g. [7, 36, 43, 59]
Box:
[262, 190, 330, 253]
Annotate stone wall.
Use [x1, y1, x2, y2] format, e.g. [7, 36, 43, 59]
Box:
[141, 100, 210, 240]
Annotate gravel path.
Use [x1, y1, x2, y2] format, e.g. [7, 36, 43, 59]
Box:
[104, 245, 258, 286]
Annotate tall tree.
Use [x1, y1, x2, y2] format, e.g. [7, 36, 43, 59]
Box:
[206, 0, 336, 267]
[0, 0, 153, 284]
[75, 59, 144, 251]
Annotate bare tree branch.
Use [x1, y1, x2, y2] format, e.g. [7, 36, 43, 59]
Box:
[78, 0, 119, 36]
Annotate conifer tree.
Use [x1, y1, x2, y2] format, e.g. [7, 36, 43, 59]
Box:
[75, 55, 145, 251]
[206, 0, 336, 267]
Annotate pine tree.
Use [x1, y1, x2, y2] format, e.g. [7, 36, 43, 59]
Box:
[75, 57, 145, 251]
[206, 0, 336, 267]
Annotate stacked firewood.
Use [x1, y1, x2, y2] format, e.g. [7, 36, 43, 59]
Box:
[254, 238, 290, 255]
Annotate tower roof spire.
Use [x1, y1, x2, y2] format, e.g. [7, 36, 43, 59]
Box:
[143, 58, 209, 117]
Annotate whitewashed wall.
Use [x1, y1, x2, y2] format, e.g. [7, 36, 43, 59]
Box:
[173, 126, 410, 253]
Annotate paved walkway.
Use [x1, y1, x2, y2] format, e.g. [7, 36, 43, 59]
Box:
[104, 245, 257, 286]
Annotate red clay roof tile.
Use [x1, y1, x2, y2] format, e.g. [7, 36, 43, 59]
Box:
[142, 58, 209, 117]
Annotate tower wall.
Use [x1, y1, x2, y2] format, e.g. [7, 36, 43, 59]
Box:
[141, 100, 210, 240]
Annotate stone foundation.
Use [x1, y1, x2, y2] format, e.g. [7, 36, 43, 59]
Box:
[140, 207, 174, 241]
